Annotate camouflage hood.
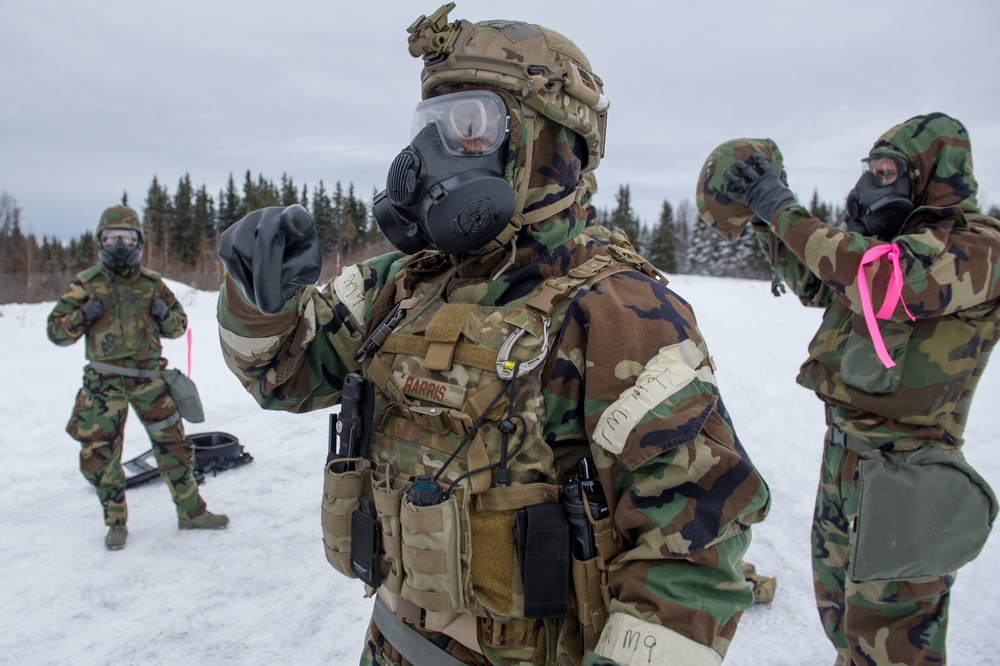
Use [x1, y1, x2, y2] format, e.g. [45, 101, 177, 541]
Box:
[869, 112, 979, 215]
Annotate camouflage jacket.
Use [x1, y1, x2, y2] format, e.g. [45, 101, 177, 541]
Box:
[754, 113, 1000, 449]
[218, 207, 770, 658]
[47, 264, 187, 366]
[756, 206, 1000, 447]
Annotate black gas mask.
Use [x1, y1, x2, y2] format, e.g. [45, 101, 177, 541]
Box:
[845, 154, 914, 240]
[98, 229, 143, 270]
[373, 90, 516, 255]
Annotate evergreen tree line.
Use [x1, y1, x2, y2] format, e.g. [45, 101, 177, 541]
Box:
[591, 185, 969, 280]
[0, 172, 392, 303]
[4, 181, 999, 304]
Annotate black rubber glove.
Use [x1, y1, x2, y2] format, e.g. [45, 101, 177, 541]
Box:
[150, 297, 169, 321]
[218, 204, 322, 315]
[725, 153, 797, 224]
[80, 297, 104, 323]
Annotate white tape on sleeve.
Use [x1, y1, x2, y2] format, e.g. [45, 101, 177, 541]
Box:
[594, 612, 722, 666]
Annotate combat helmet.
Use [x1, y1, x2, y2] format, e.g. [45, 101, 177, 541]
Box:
[96, 205, 144, 270]
[96, 205, 145, 244]
[408, 3, 609, 173]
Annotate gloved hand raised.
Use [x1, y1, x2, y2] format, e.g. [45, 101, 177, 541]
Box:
[150, 297, 169, 321]
[218, 204, 322, 315]
[725, 153, 797, 224]
[80, 297, 104, 324]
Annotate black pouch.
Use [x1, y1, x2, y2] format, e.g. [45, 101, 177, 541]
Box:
[351, 495, 383, 588]
[513, 503, 569, 618]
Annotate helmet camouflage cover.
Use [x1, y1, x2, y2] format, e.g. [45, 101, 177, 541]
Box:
[696, 138, 784, 241]
[96, 205, 144, 245]
[407, 3, 609, 172]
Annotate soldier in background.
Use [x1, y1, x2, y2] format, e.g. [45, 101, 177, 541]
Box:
[47, 205, 228, 550]
[719, 113, 1000, 665]
[217, 5, 769, 665]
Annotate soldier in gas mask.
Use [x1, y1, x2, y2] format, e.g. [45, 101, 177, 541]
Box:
[705, 113, 1000, 665]
[47, 205, 229, 550]
[217, 5, 770, 665]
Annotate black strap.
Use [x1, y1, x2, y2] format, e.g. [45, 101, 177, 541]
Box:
[371, 596, 469, 666]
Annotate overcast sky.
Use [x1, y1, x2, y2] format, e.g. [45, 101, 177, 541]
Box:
[3, 0, 999, 242]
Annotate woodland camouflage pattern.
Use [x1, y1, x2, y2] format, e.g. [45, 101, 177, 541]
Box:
[745, 113, 1000, 664]
[48, 260, 206, 525]
[696, 138, 785, 242]
[219, 61, 767, 666]
[219, 7, 768, 665]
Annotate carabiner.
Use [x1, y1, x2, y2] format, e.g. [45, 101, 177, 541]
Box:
[496, 315, 551, 379]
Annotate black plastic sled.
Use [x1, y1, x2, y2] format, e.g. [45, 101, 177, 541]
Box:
[123, 431, 253, 489]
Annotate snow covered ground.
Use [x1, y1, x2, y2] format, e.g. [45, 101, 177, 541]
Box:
[1, 275, 997, 665]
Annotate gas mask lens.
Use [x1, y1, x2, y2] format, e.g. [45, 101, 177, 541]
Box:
[862, 155, 906, 186]
[411, 91, 509, 156]
[100, 229, 139, 246]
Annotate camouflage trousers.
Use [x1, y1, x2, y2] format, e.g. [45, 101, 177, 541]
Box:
[67, 366, 206, 526]
[812, 433, 952, 665]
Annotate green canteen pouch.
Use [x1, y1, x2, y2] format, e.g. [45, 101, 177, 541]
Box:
[164, 369, 205, 423]
[849, 446, 998, 581]
[321, 458, 372, 577]
[400, 492, 465, 613]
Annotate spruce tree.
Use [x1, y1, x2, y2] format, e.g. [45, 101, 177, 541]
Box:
[342, 183, 363, 250]
[609, 184, 641, 248]
[808, 189, 832, 224]
[143, 177, 173, 268]
[194, 185, 216, 248]
[647, 200, 678, 273]
[172, 173, 197, 266]
[312, 181, 335, 257]
[217, 173, 244, 233]
[280, 173, 299, 207]
[331, 181, 345, 256]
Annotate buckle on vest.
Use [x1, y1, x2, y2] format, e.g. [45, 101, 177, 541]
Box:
[496, 315, 551, 380]
[478, 616, 541, 649]
[410, 406, 474, 437]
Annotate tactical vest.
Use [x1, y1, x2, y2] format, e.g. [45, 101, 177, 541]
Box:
[321, 236, 660, 654]
[79, 265, 167, 362]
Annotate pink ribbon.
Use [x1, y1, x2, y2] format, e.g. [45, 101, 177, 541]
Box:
[857, 244, 915, 368]
[186, 328, 193, 377]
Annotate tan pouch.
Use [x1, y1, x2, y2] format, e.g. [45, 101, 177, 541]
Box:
[400, 492, 465, 613]
[372, 469, 409, 595]
[567, 556, 608, 657]
[320, 459, 372, 577]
